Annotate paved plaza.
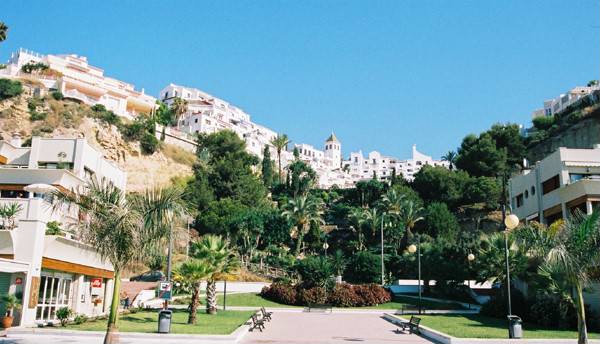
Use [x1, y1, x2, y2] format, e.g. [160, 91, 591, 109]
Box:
[241, 311, 432, 344]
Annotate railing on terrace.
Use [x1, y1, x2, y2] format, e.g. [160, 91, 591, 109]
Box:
[245, 261, 299, 282]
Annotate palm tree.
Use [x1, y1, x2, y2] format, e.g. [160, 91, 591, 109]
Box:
[0, 203, 23, 229]
[398, 199, 424, 238]
[173, 259, 213, 324]
[281, 195, 324, 255]
[191, 235, 239, 315]
[525, 212, 600, 344]
[380, 189, 404, 216]
[52, 178, 185, 344]
[476, 232, 528, 285]
[0, 22, 8, 43]
[361, 207, 382, 237]
[170, 97, 188, 128]
[348, 207, 367, 251]
[441, 151, 457, 170]
[270, 134, 290, 184]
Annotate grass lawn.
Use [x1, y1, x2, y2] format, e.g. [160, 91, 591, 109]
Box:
[62, 309, 254, 335]
[418, 314, 600, 339]
[214, 293, 464, 310]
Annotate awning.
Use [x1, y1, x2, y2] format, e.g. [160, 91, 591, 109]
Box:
[564, 161, 600, 167]
[0, 258, 29, 273]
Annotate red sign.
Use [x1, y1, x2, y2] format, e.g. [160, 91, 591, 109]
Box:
[90, 278, 102, 288]
[15, 277, 23, 285]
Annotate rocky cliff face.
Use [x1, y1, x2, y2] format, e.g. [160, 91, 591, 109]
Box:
[0, 81, 193, 192]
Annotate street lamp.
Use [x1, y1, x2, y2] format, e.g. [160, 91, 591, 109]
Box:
[467, 253, 475, 309]
[323, 242, 329, 256]
[504, 214, 519, 337]
[408, 235, 422, 314]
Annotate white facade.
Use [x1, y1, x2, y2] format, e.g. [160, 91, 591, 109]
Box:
[531, 85, 599, 118]
[0, 136, 124, 327]
[509, 146, 600, 225]
[344, 144, 449, 182]
[1, 48, 156, 120]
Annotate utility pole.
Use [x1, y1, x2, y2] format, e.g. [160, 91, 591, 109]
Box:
[380, 213, 385, 286]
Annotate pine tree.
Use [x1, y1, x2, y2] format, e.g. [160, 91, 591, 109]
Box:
[261, 145, 274, 189]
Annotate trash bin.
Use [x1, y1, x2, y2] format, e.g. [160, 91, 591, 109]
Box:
[507, 315, 522, 339]
[158, 310, 172, 334]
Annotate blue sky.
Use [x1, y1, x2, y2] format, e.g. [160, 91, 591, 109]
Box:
[2, 1, 598, 159]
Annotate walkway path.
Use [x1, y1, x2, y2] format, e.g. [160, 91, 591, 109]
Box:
[241, 311, 433, 344]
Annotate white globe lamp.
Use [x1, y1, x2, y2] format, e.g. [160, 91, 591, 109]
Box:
[504, 214, 520, 230]
[408, 244, 417, 253]
[467, 253, 475, 262]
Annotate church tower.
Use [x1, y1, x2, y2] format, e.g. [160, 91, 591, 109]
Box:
[324, 132, 342, 168]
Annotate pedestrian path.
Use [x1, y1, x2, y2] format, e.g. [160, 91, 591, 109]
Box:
[241, 311, 433, 344]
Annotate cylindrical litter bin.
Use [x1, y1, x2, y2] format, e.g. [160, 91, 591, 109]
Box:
[158, 310, 172, 334]
[507, 315, 522, 339]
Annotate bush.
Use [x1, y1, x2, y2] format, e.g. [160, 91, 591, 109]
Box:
[328, 283, 360, 307]
[481, 287, 528, 319]
[45, 221, 63, 235]
[261, 282, 297, 305]
[29, 111, 47, 121]
[73, 314, 87, 325]
[140, 132, 160, 154]
[51, 91, 64, 100]
[353, 284, 391, 306]
[56, 307, 72, 326]
[344, 251, 381, 284]
[298, 287, 328, 305]
[532, 116, 555, 131]
[0, 79, 23, 100]
[295, 256, 334, 289]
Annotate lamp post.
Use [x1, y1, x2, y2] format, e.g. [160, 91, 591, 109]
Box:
[408, 235, 422, 314]
[380, 213, 385, 286]
[504, 214, 519, 337]
[323, 242, 329, 257]
[467, 253, 475, 309]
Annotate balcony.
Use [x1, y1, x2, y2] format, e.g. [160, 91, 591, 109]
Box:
[559, 178, 600, 203]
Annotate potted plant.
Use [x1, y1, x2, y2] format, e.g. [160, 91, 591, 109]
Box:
[1, 294, 22, 328]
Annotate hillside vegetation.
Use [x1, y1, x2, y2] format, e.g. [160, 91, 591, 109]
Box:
[0, 78, 195, 191]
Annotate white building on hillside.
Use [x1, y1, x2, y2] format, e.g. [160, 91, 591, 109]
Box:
[531, 84, 599, 118]
[0, 136, 124, 327]
[344, 144, 449, 182]
[159, 84, 279, 159]
[1, 48, 156, 119]
[509, 145, 600, 225]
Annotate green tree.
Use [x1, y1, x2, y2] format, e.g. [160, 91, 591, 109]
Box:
[488, 123, 526, 171]
[52, 178, 185, 344]
[287, 159, 317, 196]
[456, 133, 507, 177]
[475, 232, 528, 285]
[0, 79, 23, 100]
[191, 235, 239, 315]
[0, 22, 8, 42]
[345, 251, 381, 284]
[424, 202, 459, 240]
[296, 255, 334, 289]
[261, 145, 274, 189]
[173, 259, 213, 324]
[281, 195, 324, 255]
[270, 134, 290, 184]
[170, 97, 188, 127]
[441, 151, 457, 169]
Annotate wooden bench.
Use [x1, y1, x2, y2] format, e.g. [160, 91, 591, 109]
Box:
[260, 307, 272, 321]
[250, 313, 266, 332]
[307, 303, 333, 313]
[401, 304, 425, 314]
[399, 316, 421, 334]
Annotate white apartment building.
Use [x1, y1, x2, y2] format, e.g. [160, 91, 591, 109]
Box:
[0, 136, 125, 327]
[159, 84, 279, 159]
[531, 84, 599, 119]
[344, 144, 449, 182]
[1, 48, 156, 119]
[509, 146, 600, 225]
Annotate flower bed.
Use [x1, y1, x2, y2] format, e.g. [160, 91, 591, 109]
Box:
[260, 282, 391, 307]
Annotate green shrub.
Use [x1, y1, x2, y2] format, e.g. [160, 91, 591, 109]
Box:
[344, 251, 381, 284]
[51, 91, 64, 100]
[56, 307, 72, 326]
[0, 79, 23, 100]
[140, 132, 159, 155]
[29, 111, 47, 121]
[532, 116, 554, 131]
[73, 314, 87, 325]
[27, 97, 44, 111]
[45, 221, 63, 235]
[481, 287, 528, 319]
[295, 256, 334, 289]
[36, 125, 54, 133]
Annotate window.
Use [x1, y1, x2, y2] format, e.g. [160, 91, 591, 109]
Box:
[36, 273, 72, 321]
[516, 193, 524, 207]
[531, 186, 536, 196]
[542, 175, 560, 194]
[194, 118, 198, 123]
[524, 190, 529, 199]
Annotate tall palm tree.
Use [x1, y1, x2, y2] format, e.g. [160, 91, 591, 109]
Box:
[281, 195, 324, 255]
[441, 151, 457, 170]
[270, 134, 290, 184]
[0, 22, 8, 43]
[380, 189, 404, 216]
[349, 207, 367, 251]
[170, 97, 188, 128]
[524, 212, 600, 344]
[398, 199, 424, 238]
[52, 178, 185, 344]
[191, 235, 239, 315]
[173, 259, 213, 324]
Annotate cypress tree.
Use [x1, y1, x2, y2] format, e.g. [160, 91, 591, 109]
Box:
[261, 145, 274, 188]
